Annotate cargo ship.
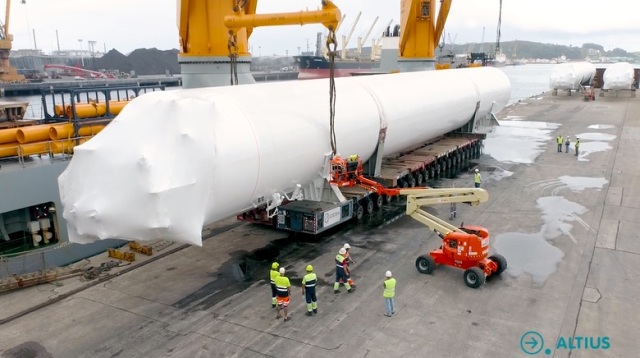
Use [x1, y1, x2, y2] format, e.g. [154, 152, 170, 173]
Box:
[0, 84, 164, 278]
[294, 55, 379, 79]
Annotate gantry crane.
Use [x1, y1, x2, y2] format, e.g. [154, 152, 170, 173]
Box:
[0, 0, 25, 82]
[177, 0, 341, 88]
[398, 0, 452, 71]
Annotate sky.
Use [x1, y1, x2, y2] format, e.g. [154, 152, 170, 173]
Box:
[8, 0, 640, 56]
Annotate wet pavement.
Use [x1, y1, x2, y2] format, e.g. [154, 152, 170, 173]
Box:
[1, 91, 639, 357]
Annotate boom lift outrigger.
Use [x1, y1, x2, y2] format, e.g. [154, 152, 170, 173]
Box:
[331, 154, 507, 288]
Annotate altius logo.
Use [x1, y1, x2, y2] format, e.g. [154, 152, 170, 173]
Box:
[520, 331, 611, 355]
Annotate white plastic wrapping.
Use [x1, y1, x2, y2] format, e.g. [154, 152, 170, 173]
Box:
[549, 62, 596, 90]
[59, 67, 511, 246]
[603, 62, 635, 90]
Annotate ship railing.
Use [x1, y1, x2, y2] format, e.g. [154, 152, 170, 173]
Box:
[0, 135, 96, 168]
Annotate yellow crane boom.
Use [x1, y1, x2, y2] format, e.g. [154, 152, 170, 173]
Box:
[0, 0, 25, 82]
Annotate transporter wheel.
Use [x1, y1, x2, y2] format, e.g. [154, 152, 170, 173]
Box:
[428, 167, 435, 180]
[489, 254, 508, 275]
[399, 180, 408, 188]
[355, 204, 364, 220]
[374, 194, 384, 209]
[383, 194, 392, 204]
[415, 255, 436, 274]
[365, 200, 374, 214]
[408, 176, 416, 187]
[463, 267, 486, 288]
[416, 172, 424, 186]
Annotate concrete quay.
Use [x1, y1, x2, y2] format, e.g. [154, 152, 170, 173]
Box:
[0, 90, 638, 357]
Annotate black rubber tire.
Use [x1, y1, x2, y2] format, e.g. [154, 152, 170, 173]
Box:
[366, 200, 374, 214]
[399, 180, 408, 188]
[489, 254, 507, 275]
[355, 205, 364, 220]
[408, 176, 416, 187]
[375, 194, 384, 209]
[415, 255, 436, 274]
[463, 267, 486, 288]
[416, 173, 423, 186]
[383, 194, 392, 204]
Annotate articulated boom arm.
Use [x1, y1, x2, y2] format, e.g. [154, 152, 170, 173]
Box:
[400, 187, 488, 236]
[178, 0, 341, 58]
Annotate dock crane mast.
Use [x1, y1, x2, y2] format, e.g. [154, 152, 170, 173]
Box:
[340, 11, 361, 60]
[0, 0, 25, 82]
[177, 0, 341, 89]
[357, 16, 379, 57]
[398, 0, 452, 71]
[495, 0, 502, 60]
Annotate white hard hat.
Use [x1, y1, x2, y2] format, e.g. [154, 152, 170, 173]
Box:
[475, 169, 479, 172]
[343, 243, 351, 249]
[385, 271, 392, 277]
[339, 248, 347, 255]
[279, 267, 285, 274]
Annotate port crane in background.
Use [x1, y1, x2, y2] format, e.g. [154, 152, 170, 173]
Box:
[340, 11, 361, 60]
[177, 0, 341, 88]
[0, 0, 25, 82]
[356, 16, 379, 57]
[398, 0, 452, 71]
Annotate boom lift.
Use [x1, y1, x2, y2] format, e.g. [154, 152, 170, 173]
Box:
[331, 155, 507, 288]
[177, 0, 341, 88]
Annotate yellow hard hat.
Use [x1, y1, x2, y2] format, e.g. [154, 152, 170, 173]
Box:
[272, 262, 279, 270]
[306, 265, 313, 272]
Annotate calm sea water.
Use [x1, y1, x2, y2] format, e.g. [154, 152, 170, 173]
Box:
[13, 64, 557, 119]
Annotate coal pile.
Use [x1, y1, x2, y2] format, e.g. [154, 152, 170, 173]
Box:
[96, 48, 180, 76]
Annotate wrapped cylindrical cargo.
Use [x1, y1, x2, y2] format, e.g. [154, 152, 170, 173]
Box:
[16, 124, 64, 144]
[59, 67, 511, 246]
[0, 128, 19, 144]
[49, 124, 106, 140]
[603, 62, 635, 90]
[549, 62, 596, 90]
[0, 142, 19, 157]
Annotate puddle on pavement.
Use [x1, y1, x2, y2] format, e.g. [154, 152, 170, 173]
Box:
[575, 132, 617, 141]
[493, 196, 590, 284]
[483, 120, 561, 164]
[504, 115, 525, 121]
[587, 124, 615, 130]
[493, 231, 564, 284]
[577, 141, 612, 162]
[527, 176, 608, 195]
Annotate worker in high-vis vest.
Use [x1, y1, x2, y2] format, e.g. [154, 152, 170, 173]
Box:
[342, 243, 356, 287]
[383, 270, 396, 317]
[474, 169, 482, 188]
[275, 267, 292, 321]
[575, 138, 580, 157]
[270, 262, 279, 308]
[334, 248, 354, 294]
[556, 135, 563, 152]
[301, 265, 318, 316]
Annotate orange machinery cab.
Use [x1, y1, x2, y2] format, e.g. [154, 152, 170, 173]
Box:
[431, 225, 499, 276]
[330, 155, 363, 186]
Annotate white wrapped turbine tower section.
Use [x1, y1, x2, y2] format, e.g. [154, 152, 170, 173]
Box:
[58, 67, 511, 246]
[602, 62, 635, 90]
[549, 62, 596, 90]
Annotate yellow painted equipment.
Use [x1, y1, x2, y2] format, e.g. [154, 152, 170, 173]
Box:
[0, 127, 18, 144]
[16, 124, 64, 144]
[51, 138, 89, 154]
[0, 0, 26, 82]
[0, 141, 18, 157]
[399, 0, 451, 62]
[49, 124, 105, 140]
[54, 104, 70, 117]
[129, 241, 153, 256]
[108, 248, 136, 262]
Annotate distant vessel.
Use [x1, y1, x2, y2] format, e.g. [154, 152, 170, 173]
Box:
[294, 55, 377, 79]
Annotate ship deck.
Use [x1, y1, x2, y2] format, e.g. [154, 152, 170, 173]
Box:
[1, 91, 639, 357]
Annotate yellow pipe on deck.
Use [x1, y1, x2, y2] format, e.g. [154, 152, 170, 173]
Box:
[0, 142, 19, 157]
[64, 101, 130, 119]
[51, 138, 88, 154]
[0, 128, 19, 144]
[19, 142, 52, 156]
[49, 124, 105, 140]
[54, 104, 70, 116]
[16, 124, 65, 144]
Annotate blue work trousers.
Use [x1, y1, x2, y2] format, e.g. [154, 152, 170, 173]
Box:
[385, 297, 395, 315]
